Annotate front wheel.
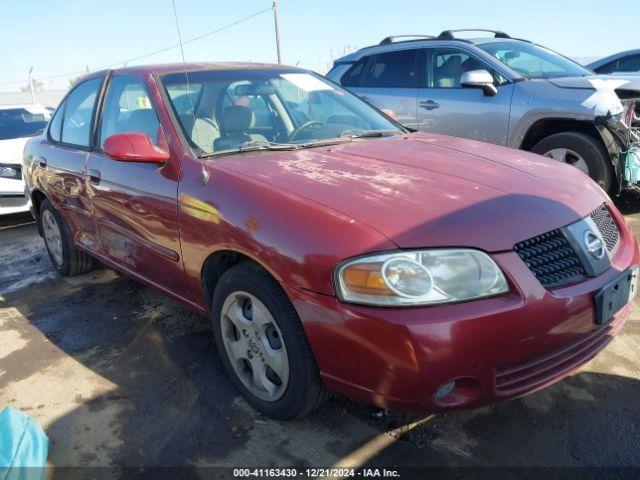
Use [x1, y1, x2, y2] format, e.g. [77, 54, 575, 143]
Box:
[211, 263, 328, 419]
[531, 132, 613, 191]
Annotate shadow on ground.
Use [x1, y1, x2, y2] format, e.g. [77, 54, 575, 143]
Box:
[1, 267, 639, 475]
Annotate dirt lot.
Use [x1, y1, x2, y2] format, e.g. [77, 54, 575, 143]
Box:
[1, 196, 640, 477]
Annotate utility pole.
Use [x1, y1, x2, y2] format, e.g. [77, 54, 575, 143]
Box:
[272, 0, 282, 64]
[28, 66, 36, 104]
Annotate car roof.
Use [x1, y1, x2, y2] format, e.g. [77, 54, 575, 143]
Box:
[0, 103, 51, 111]
[337, 36, 529, 62]
[77, 62, 303, 83]
[588, 49, 640, 69]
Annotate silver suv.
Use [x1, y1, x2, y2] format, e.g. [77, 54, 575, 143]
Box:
[327, 30, 640, 193]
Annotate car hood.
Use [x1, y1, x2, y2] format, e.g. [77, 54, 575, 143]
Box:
[219, 132, 609, 252]
[0, 137, 29, 165]
[547, 74, 640, 91]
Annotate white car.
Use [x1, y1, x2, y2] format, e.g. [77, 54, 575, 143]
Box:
[0, 104, 52, 215]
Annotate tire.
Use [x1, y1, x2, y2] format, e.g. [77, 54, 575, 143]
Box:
[39, 199, 94, 276]
[531, 132, 613, 191]
[211, 262, 329, 419]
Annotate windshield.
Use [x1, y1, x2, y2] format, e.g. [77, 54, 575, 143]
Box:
[161, 69, 403, 156]
[0, 107, 51, 141]
[478, 41, 592, 79]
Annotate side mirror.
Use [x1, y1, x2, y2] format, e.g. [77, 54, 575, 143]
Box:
[103, 131, 169, 164]
[460, 70, 498, 97]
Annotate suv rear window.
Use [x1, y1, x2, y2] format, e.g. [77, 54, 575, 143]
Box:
[0, 108, 51, 140]
[359, 50, 418, 88]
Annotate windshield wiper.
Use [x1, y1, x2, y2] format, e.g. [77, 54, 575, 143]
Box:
[340, 129, 402, 139]
[200, 140, 301, 158]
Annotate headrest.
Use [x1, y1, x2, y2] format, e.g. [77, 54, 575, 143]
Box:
[220, 105, 254, 134]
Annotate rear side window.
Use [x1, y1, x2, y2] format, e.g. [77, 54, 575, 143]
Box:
[359, 50, 417, 88]
[61, 78, 103, 147]
[340, 58, 368, 87]
[99, 76, 160, 148]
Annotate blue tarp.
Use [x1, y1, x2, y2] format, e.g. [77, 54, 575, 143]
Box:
[0, 407, 48, 480]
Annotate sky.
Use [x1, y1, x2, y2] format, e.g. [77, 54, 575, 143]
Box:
[0, 0, 637, 92]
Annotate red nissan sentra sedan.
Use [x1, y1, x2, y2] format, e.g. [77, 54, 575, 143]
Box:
[23, 63, 639, 419]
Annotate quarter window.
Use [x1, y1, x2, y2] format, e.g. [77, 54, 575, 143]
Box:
[48, 101, 65, 142]
[61, 78, 102, 147]
[100, 77, 160, 148]
[340, 58, 368, 87]
[359, 50, 418, 88]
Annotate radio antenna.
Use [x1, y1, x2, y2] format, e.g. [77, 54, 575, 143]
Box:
[171, 0, 209, 185]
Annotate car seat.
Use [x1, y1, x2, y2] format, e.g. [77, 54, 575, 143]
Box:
[434, 56, 462, 88]
[213, 105, 266, 151]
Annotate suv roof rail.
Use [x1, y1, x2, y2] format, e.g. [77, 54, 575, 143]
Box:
[437, 29, 511, 40]
[379, 35, 435, 45]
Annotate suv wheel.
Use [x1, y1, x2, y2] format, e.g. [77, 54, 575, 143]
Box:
[39, 199, 94, 276]
[532, 132, 613, 191]
[211, 262, 328, 419]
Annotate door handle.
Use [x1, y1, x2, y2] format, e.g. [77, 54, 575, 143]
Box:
[419, 100, 440, 110]
[38, 156, 47, 168]
[89, 169, 101, 185]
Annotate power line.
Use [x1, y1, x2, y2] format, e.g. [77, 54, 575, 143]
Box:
[0, 6, 272, 88]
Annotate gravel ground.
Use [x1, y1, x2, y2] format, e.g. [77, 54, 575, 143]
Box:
[1, 195, 639, 478]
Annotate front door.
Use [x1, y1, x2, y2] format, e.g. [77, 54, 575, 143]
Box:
[86, 74, 189, 298]
[416, 48, 514, 145]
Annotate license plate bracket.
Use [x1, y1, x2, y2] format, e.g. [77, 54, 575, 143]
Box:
[594, 267, 638, 325]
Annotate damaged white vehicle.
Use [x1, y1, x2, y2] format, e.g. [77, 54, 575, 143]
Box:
[0, 104, 51, 215]
[328, 31, 640, 193]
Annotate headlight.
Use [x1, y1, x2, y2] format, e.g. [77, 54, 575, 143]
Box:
[335, 249, 509, 306]
[0, 164, 20, 179]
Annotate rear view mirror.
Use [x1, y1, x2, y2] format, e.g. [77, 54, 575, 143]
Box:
[103, 132, 169, 164]
[460, 70, 498, 97]
[234, 82, 276, 96]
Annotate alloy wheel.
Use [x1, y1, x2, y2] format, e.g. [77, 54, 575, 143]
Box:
[543, 148, 590, 175]
[42, 210, 64, 266]
[220, 291, 290, 401]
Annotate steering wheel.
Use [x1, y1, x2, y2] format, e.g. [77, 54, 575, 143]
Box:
[288, 120, 323, 142]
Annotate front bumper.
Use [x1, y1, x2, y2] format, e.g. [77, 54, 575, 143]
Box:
[0, 177, 30, 215]
[293, 208, 639, 412]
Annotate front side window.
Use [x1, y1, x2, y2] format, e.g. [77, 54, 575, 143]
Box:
[359, 50, 418, 88]
[616, 55, 640, 72]
[99, 76, 160, 148]
[478, 41, 591, 79]
[61, 78, 103, 147]
[0, 107, 51, 141]
[162, 69, 402, 156]
[427, 48, 505, 88]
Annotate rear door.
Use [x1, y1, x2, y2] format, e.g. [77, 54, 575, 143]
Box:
[416, 47, 514, 145]
[343, 49, 420, 129]
[86, 74, 189, 298]
[40, 77, 104, 250]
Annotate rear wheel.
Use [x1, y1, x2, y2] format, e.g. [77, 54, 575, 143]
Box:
[211, 262, 328, 419]
[531, 132, 613, 191]
[39, 199, 94, 276]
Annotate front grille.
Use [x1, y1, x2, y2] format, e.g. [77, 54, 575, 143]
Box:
[494, 307, 627, 396]
[514, 229, 587, 288]
[590, 204, 620, 254]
